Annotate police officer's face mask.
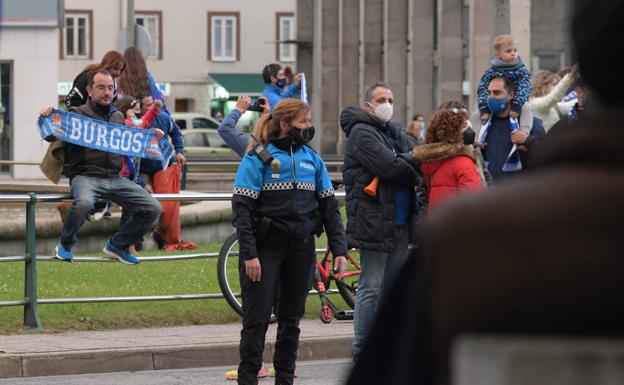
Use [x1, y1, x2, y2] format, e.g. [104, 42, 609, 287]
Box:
[289, 126, 315, 145]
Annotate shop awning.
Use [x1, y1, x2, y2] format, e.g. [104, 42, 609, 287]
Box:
[208, 73, 265, 97]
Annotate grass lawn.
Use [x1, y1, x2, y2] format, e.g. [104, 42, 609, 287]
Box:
[0, 232, 354, 335]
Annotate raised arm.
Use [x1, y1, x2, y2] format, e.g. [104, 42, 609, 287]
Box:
[529, 73, 575, 114]
[218, 96, 259, 157]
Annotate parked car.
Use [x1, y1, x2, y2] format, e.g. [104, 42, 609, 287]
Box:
[172, 113, 220, 130]
[181, 128, 236, 158]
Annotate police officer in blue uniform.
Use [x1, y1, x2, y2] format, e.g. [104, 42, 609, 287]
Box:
[232, 98, 347, 385]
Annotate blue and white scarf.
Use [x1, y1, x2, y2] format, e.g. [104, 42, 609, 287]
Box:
[477, 116, 522, 173]
[38, 109, 173, 170]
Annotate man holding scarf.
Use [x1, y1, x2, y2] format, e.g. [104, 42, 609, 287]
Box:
[40, 69, 162, 264]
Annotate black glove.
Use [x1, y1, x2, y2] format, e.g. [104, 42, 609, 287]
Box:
[398, 152, 420, 170]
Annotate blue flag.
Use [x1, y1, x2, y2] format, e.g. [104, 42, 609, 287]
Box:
[38, 109, 173, 170]
[301, 72, 308, 103]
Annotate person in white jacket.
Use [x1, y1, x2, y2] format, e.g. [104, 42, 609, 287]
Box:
[528, 64, 579, 132]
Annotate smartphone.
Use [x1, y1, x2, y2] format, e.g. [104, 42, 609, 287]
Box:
[247, 98, 265, 113]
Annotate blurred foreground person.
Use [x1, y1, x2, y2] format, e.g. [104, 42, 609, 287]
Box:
[346, 1, 624, 384]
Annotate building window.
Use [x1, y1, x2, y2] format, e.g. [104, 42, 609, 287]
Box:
[208, 12, 240, 62]
[276, 13, 295, 62]
[62, 11, 92, 60]
[135, 11, 163, 60]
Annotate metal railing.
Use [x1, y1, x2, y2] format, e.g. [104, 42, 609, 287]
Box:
[0, 191, 346, 331]
[0, 157, 345, 191]
[179, 155, 345, 189]
[0, 160, 41, 166]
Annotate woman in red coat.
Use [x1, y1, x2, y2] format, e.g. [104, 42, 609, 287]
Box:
[413, 108, 482, 211]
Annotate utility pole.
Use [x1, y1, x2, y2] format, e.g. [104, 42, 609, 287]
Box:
[126, 0, 135, 48]
[494, 0, 510, 36]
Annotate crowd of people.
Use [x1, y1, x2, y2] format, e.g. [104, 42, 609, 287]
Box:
[36, 0, 620, 382]
[218, 29, 595, 385]
[40, 46, 194, 265]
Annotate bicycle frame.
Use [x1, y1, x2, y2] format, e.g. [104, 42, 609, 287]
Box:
[316, 251, 361, 282]
[314, 248, 360, 323]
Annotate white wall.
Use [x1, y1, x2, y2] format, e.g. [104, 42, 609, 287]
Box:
[0, 27, 59, 179]
[61, 0, 297, 114]
[60, 0, 122, 83]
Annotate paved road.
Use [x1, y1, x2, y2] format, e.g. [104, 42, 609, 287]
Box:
[0, 359, 352, 385]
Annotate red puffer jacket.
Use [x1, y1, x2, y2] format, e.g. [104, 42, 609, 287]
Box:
[414, 143, 482, 211]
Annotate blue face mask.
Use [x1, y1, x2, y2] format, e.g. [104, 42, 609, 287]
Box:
[486, 96, 509, 114]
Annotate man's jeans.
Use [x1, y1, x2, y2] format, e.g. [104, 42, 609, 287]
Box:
[60, 175, 162, 250]
[353, 224, 409, 356]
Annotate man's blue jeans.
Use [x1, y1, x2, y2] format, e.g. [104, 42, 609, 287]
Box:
[60, 175, 162, 250]
[353, 224, 409, 356]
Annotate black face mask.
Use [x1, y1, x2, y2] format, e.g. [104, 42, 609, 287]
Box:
[463, 127, 476, 145]
[276, 78, 287, 88]
[289, 126, 315, 145]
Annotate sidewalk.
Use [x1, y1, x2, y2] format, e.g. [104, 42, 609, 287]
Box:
[0, 320, 354, 379]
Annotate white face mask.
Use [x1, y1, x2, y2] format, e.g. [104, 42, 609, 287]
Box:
[370, 102, 393, 122]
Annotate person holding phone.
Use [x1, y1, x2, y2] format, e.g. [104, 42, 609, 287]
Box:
[218, 96, 270, 157]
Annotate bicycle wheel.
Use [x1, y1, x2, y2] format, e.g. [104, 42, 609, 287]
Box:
[217, 233, 244, 317]
[335, 248, 360, 309]
[217, 233, 277, 323]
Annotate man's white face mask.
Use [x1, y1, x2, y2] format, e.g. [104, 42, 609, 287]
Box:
[369, 102, 394, 122]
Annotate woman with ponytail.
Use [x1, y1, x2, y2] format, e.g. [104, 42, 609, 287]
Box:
[231, 98, 347, 385]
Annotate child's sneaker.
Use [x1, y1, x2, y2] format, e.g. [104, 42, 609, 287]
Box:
[268, 367, 297, 378]
[225, 364, 268, 380]
[54, 243, 74, 262]
[103, 240, 140, 265]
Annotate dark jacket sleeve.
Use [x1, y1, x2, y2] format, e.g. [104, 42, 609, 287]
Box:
[319, 195, 348, 258]
[232, 194, 259, 260]
[167, 115, 185, 153]
[231, 155, 264, 260]
[64, 72, 89, 109]
[315, 157, 347, 257]
[511, 66, 533, 109]
[352, 125, 419, 186]
[525, 117, 546, 150]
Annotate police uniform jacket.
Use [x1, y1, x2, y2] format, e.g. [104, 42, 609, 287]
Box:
[232, 138, 347, 261]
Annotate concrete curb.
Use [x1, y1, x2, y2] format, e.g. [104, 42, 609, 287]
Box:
[0, 336, 352, 379]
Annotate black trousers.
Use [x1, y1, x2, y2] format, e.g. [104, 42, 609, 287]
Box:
[238, 232, 315, 385]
